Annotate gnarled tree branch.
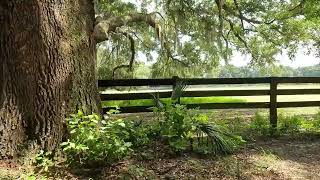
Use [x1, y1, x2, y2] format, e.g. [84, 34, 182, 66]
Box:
[233, 0, 244, 30]
[224, 18, 257, 61]
[94, 12, 189, 67]
[94, 13, 159, 43]
[111, 31, 135, 78]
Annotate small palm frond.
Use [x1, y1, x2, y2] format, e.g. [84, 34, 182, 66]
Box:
[171, 81, 187, 102]
[151, 93, 164, 109]
[197, 123, 237, 155]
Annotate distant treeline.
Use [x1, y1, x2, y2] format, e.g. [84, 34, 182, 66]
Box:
[214, 64, 320, 78]
[98, 62, 320, 79]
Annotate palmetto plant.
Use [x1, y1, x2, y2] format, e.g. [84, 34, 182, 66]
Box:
[150, 80, 187, 109]
[171, 81, 187, 103]
[151, 80, 244, 154]
[197, 123, 239, 155]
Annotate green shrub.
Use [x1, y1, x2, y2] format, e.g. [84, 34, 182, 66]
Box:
[154, 104, 198, 151]
[121, 120, 150, 148]
[152, 103, 244, 154]
[61, 111, 132, 167]
[249, 112, 270, 136]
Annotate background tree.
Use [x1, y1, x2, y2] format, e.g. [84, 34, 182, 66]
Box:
[95, 0, 320, 79]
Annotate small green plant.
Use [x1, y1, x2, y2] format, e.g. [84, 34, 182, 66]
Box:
[121, 120, 150, 148]
[224, 116, 249, 136]
[313, 111, 320, 129]
[61, 110, 132, 167]
[278, 114, 302, 133]
[34, 150, 54, 173]
[249, 112, 270, 137]
[20, 174, 38, 180]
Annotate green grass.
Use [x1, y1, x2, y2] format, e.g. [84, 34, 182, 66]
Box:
[181, 97, 246, 104]
[102, 96, 246, 107]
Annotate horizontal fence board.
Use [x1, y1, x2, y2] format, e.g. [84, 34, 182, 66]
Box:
[184, 78, 270, 85]
[185, 102, 269, 109]
[103, 106, 153, 113]
[100, 90, 269, 101]
[99, 77, 320, 88]
[277, 89, 320, 95]
[100, 91, 172, 101]
[277, 101, 320, 108]
[183, 90, 269, 97]
[273, 77, 320, 83]
[103, 102, 269, 113]
[98, 77, 271, 87]
[98, 79, 174, 87]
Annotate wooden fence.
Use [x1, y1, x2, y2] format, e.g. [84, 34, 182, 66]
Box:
[98, 77, 320, 128]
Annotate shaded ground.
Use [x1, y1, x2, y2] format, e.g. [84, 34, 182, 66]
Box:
[99, 138, 320, 180]
[1, 137, 320, 179]
[250, 138, 320, 180]
[1, 109, 320, 179]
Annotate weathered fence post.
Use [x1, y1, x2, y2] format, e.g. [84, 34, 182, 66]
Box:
[270, 77, 278, 132]
[172, 76, 180, 104]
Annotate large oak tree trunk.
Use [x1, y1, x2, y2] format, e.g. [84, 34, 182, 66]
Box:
[0, 0, 99, 158]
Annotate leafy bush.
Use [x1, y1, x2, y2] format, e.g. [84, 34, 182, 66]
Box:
[61, 111, 132, 167]
[148, 81, 245, 154]
[152, 104, 198, 151]
[61, 80, 247, 166]
[152, 103, 244, 154]
[121, 120, 150, 148]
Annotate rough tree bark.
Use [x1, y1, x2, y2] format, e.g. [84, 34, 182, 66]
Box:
[0, 0, 99, 158]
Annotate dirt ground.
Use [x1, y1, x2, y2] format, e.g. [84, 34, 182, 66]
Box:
[1, 109, 320, 179]
[99, 137, 320, 180]
[0, 136, 320, 179]
[253, 138, 320, 179]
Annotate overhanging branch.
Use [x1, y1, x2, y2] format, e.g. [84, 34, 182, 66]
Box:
[94, 12, 189, 67]
[94, 13, 160, 43]
[111, 31, 136, 78]
[225, 18, 257, 60]
[233, 0, 244, 30]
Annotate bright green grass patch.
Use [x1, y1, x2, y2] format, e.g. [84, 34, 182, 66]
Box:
[102, 96, 247, 107]
[181, 97, 246, 104]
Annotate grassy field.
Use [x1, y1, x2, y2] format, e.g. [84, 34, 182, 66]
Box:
[101, 83, 320, 115]
[102, 96, 246, 107]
